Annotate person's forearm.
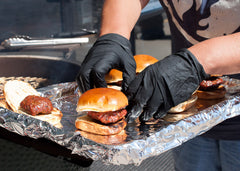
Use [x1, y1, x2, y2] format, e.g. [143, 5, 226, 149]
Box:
[100, 0, 150, 39]
[188, 32, 240, 75]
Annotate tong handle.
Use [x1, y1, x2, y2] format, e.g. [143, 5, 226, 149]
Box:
[1, 37, 89, 49]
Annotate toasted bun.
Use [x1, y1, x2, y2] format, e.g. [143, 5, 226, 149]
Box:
[78, 129, 127, 145]
[4, 80, 62, 128]
[196, 97, 225, 111]
[196, 86, 226, 100]
[104, 54, 158, 84]
[134, 54, 158, 73]
[75, 115, 127, 135]
[105, 69, 123, 83]
[76, 88, 128, 112]
[168, 94, 198, 113]
[107, 85, 122, 91]
[164, 107, 198, 122]
[4, 80, 40, 112]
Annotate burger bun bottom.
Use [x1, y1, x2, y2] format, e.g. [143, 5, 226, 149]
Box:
[75, 115, 127, 135]
[168, 94, 198, 114]
[196, 86, 226, 100]
[78, 129, 127, 145]
[107, 85, 122, 91]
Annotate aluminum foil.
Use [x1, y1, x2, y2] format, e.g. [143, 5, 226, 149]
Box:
[0, 77, 240, 166]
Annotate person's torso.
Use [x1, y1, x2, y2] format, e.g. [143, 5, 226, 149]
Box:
[159, 0, 240, 140]
[159, 0, 240, 52]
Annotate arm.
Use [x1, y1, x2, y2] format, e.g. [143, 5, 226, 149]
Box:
[126, 35, 240, 123]
[100, 0, 150, 39]
[77, 0, 150, 93]
[189, 32, 240, 75]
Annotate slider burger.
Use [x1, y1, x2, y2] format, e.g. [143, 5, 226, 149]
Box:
[3, 80, 63, 128]
[165, 77, 225, 119]
[105, 69, 123, 90]
[196, 75, 226, 100]
[75, 88, 128, 135]
[105, 54, 158, 90]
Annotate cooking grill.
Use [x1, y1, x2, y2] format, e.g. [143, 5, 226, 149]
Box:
[0, 76, 48, 96]
[0, 54, 91, 167]
[0, 55, 80, 83]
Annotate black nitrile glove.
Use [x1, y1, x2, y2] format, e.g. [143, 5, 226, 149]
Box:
[76, 33, 136, 93]
[126, 49, 208, 123]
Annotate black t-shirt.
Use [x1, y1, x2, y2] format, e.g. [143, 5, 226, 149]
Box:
[160, 0, 240, 140]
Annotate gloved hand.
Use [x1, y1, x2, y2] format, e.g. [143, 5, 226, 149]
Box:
[126, 49, 209, 123]
[76, 33, 136, 93]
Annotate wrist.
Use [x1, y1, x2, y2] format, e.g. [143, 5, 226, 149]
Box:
[97, 33, 132, 51]
[183, 49, 209, 80]
[100, 31, 130, 40]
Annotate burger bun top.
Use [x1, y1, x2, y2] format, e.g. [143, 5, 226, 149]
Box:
[76, 88, 128, 112]
[134, 54, 158, 73]
[105, 69, 123, 83]
[104, 54, 158, 83]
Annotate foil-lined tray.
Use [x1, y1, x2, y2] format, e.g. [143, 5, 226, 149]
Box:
[0, 77, 240, 166]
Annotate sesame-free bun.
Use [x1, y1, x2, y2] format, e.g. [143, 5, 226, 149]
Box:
[4, 80, 40, 112]
[75, 115, 127, 135]
[196, 85, 226, 100]
[168, 94, 198, 113]
[76, 88, 128, 112]
[105, 69, 122, 90]
[105, 69, 123, 84]
[107, 85, 122, 91]
[134, 54, 158, 73]
[104, 54, 158, 85]
[78, 129, 127, 145]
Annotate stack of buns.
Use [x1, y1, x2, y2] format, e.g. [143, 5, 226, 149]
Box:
[75, 88, 128, 135]
[75, 88, 128, 144]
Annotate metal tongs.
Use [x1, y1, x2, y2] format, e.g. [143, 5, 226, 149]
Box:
[1, 35, 89, 50]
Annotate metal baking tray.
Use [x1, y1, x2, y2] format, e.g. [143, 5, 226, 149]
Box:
[0, 77, 240, 166]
